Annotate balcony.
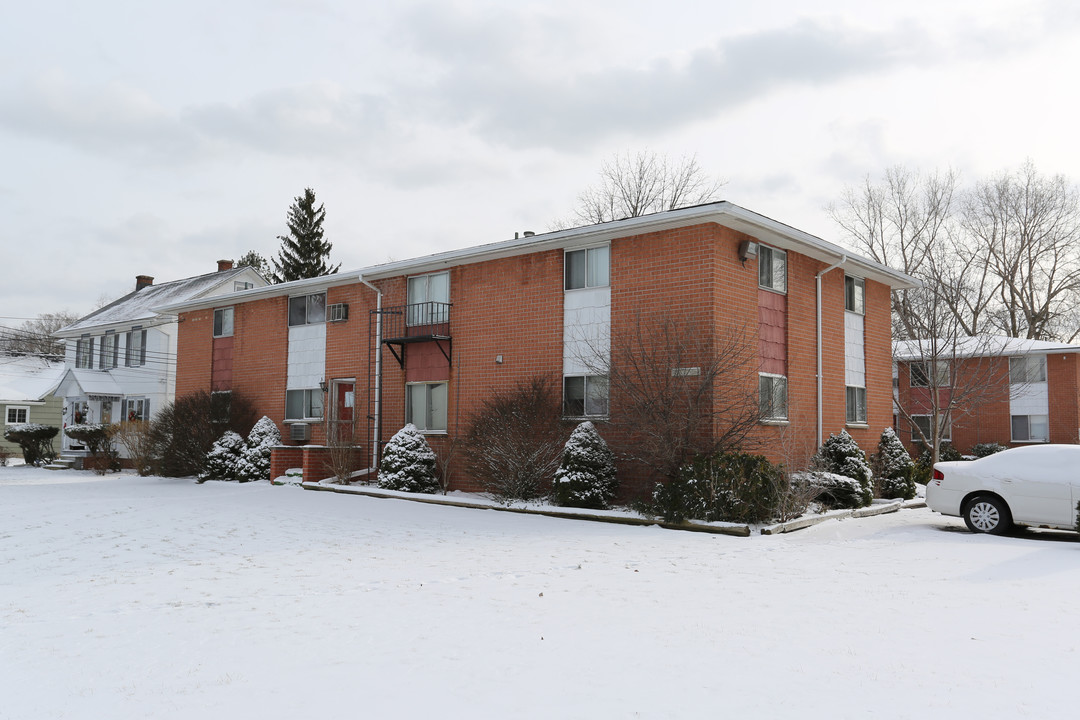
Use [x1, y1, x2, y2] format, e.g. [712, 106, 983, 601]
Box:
[373, 302, 452, 367]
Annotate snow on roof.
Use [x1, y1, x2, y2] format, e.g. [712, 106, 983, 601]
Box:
[0, 355, 65, 402]
[894, 335, 1080, 360]
[59, 267, 253, 334]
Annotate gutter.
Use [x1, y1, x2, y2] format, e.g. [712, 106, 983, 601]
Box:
[816, 254, 847, 447]
[359, 277, 382, 472]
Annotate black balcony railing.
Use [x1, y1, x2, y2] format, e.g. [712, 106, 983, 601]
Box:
[377, 302, 452, 344]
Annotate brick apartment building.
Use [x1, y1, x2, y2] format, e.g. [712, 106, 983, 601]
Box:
[895, 336, 1080, 452]
[158, 203, 915, 491]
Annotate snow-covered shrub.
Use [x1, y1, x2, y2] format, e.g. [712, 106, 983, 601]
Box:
[811, 430, 872, 508]
[378, 424, 441, 493]
[795, 471, 866, 509]
[873, 427, 915, 500]
[236, 416, 280, 482]
[465, 377, 565, 503]
[643, 452, 786, 524]
[64, 423, 119, 474]
[199, 431, 246, 483]
[971, 442, 1006, 458]
[551, 421, 618, 509]
[3, 423, 59, 465]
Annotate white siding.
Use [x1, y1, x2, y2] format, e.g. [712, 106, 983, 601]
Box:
[563, 287, 610, 375]
[287, 323, 326, 388]
[1010, 378, 1049, 416]
[844, 311, 865, 387]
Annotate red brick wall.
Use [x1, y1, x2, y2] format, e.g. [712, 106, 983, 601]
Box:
[1048, 353, 1080, 444]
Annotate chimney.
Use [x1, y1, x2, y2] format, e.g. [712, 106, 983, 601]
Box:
[135, 275, 154, 291]
[217, 259, 234, 272]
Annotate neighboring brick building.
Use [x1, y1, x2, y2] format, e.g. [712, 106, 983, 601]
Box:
[895, 336, 1080, 453]
[159, 203, 915, 490]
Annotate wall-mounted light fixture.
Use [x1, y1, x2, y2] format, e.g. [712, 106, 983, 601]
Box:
[319, 380, 328, 393]
[495, 355, 504, 364]
[738, 240, 759, 263]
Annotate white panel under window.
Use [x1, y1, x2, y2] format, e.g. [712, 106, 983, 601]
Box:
[563, 286, 610, 375]
[844, 311, 865, 387]
[1010, 377, 1048, 416]
[288, 323, 327, 389]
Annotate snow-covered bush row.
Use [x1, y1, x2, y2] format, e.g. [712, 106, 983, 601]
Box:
[198, 416, 281, 483]
[644, 451, 787, 524]
[3, 423, 59, 465]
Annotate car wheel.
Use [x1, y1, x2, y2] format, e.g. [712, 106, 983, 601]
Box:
[963, 495, 1012, 535]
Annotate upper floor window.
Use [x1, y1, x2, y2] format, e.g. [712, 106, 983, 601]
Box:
[214, 307, 234, 338]
[407, 272, 450, 326]
[759, 374, 788, 421]
[910, 360, 949, 388]
[845, 276, 865, 314]
[234, 281, 254, 291]
[565, 246, 610, 290]
[288, 293, 326, 327]
[99, 331, 118, 370]
[1009, 356, 1047, 384]
[126, 327, 146, 367]
[75, 335, 94, 369]
[758, 245, 787, 293]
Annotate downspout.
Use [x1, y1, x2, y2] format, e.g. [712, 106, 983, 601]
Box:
[360, 277, 382, 472]
[816, 255, 847, 447]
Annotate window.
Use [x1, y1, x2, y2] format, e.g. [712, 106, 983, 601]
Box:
[406, 382, 448, 432]
[288, 293, 327, 327]
[758, 245, 787, 293]
[124, 398, 150, 422]
[76, 335, 94, 369]
[285, 389, 324, 421]
[1012, 415, 1049, 442]
[99, 332, 118, 369]
[909, 360, 949, 388]
[6, 406, 29, 425]
[407, 272, 450, 326]
[234, 281, 254, 291]
[565, 246, 610, 290]
[845, 276, 865, 314]
[126, 327, 146, 367]
[1009, 356, 1047, 384]
[759, 374, 788, 421]
[846, 386, 867, 424]
[911, 414, 950, 442]
[214, 307, 234, 338]
[563, 375, 609, 417]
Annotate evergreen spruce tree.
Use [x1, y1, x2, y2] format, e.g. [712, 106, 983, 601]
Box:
[199, 431, 246, 482]
[377, 424, 441, 494]
[551, 421, 618, 509]
[236, 416, 281, 482]
[810, 429, 874, 508]
[270, 188, 340, 283]
[873, 427, 916, 500]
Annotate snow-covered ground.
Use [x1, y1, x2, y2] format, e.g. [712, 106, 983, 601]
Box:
[2, 466, 1075, 719]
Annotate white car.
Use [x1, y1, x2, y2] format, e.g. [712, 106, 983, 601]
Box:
[927, 445, 1080, 534]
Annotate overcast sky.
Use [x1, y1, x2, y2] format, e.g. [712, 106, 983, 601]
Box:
[2, 0, 1078, 324]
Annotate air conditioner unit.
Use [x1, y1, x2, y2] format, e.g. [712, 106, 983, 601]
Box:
[290, 423, 311, 442]
[328, 303, 349, 322]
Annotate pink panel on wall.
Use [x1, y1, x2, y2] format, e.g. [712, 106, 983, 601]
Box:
[758, 289, 787, 375]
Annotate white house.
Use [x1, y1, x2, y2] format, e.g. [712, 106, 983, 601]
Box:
[53, 261, 267, 457]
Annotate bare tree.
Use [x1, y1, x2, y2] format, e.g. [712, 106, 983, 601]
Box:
[0, 311, 81, 358]
[960, 160, 1080, 341]
[558, 151, 725, 228]
[585, 315, 760, 484]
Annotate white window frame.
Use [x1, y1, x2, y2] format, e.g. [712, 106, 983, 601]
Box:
[845, 276, 865, 315]
[406, 272, 450, 326]
[124, 397, 150, 422]
[758, 373, 788, 422]
[214, 307, 235, 338]
[406, 381, 448, 433]
[909, 360, 949, 388]
[758, 245, 787, 293]
[99, 331, 118, 370]
[125, 327, 147, 368]
[845, 385, 867, 425]
[285, 389, 324, 422]
[911, 414, 950, 442]
[288, 293, 327, 327]
[564, 245, 610, 291]
[1011, 414, 1049, 443]
[563, 375, 609, 418]
[5, 405, 29, 425]
[1009, 356, 1047, 384]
